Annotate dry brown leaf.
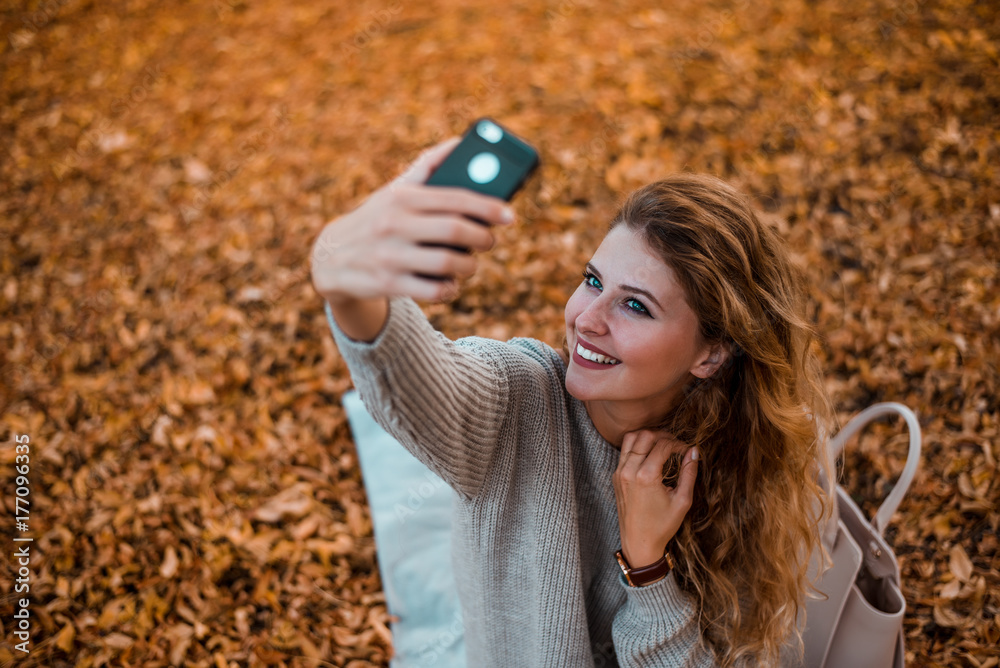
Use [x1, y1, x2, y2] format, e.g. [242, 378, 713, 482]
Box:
[932, 603, 967, 628]
[306, 535, 355, 560]
[55, 623, 76, 653]
[253, 483, 315, 523]
[160, 545, 180, 579]
[103, 632, 135, 650]
[939, 578, 962, 600]
[949, 544, 974, 583]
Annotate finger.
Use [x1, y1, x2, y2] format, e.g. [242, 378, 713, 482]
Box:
[387, 272, 462, 303]
[399, 245, 479, 281]
[625, 438, 677, 486]
[395, 214, 496, 253]
[400, 185, 515, 227]
[644, 438, 680, 471]
[617, 430, 644, 468]
[395, 137, 462, 185]
[643, 432, 687, 464]
[618, 430, 659, 477]
[618, 430, 638, 462]
[673, 448, 699, 510]
[626, 430, 659, 457]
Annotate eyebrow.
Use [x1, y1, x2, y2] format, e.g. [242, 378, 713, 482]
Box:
[586, 262, 663, 310]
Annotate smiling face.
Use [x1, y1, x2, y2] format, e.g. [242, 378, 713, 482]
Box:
[564, 224, 724, 425]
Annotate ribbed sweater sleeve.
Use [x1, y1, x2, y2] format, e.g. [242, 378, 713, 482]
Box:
[613, 572, 716, 667]
[325, 296, 508, 500]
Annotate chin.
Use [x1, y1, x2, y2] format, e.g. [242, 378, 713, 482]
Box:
[564, 368, 603, 402]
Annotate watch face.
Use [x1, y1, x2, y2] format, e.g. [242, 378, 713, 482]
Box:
[615, 551, 636, 586]
[615, 550, 629, 571]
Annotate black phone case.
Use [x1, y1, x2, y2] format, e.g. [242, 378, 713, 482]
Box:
[419, 119, 539, 278]
[425, 118, 539, 201]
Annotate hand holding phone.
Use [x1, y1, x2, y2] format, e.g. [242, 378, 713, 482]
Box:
[311, 126, 535, 312]
[418, 119, 538, 269]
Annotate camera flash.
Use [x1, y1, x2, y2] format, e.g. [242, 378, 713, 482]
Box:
[476, 120, 503, 143]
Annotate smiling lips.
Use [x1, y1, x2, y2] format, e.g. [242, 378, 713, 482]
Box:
[574, 340, 621, 366]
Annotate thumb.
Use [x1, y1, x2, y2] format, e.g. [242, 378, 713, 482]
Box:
[395, 136, 461, 185]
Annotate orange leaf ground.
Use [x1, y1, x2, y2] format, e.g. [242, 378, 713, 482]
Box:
[1, 0, 997, 666]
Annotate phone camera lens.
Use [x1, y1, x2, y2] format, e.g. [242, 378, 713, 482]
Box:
[467, 152, 501, 184]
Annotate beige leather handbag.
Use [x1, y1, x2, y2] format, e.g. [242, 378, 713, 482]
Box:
[800, 402, 921, 668]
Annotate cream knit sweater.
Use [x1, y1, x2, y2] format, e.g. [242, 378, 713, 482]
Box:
[326, 296, 716, 668]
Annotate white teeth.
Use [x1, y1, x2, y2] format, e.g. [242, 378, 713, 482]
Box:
[576, 343, 620, 365]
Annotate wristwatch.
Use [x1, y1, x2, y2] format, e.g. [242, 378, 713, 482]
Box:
[615, 548, 675, 587]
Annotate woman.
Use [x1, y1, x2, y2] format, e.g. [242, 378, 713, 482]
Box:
[310, 137, 835, 667]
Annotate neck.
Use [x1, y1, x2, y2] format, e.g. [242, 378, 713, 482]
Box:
[581, 376, 692, 447]
[584, 399, 662, 449]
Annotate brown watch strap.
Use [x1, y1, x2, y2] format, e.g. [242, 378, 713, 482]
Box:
[616, 548, 675, 587]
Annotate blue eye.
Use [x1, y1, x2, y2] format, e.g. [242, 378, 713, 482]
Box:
[626, 298, 649, 315]
[583, 271, 602, 290]
[583, 271, 652, 317]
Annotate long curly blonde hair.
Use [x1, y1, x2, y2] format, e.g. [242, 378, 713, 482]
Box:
[610, 175, 836, 666]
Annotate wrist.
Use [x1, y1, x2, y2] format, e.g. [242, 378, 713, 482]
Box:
[620, 539, 668, 569]
[326, 295, 389, 343]
[323, 291, 367, 309]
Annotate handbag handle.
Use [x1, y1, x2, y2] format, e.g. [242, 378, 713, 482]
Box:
[828, 402, 922, 537]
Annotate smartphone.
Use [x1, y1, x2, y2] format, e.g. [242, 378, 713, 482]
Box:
[425, 118, 539, 202]
[420, 119, 538, 272]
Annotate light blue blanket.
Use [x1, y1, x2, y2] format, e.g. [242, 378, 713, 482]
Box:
[342, 390, 466, 668]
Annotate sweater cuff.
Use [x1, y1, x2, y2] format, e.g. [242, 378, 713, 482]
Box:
[618, 570, 696, 624]
[324, 296, 427, 375]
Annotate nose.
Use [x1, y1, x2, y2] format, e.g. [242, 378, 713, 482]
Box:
[575, 294, 610, 337]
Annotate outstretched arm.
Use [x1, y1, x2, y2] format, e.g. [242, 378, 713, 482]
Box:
[310, 139, 518, 498]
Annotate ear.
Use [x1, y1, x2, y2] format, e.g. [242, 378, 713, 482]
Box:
[690, 340, 731, 379]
